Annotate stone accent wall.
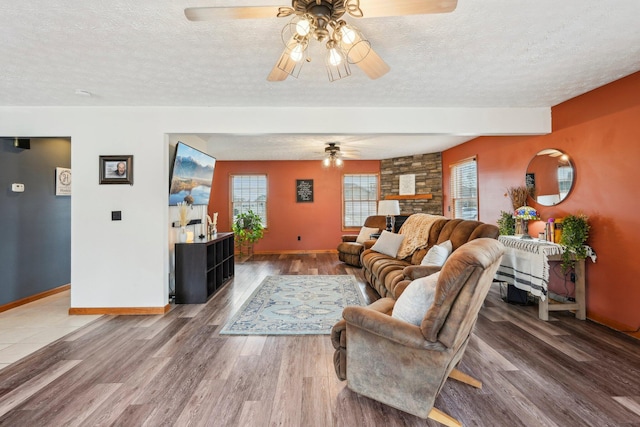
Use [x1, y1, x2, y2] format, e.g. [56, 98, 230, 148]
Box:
[380, 152, 443, 215]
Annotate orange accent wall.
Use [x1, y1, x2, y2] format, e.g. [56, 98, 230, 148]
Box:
[442, 71, 640, 333]
[209, 160, 380, 252]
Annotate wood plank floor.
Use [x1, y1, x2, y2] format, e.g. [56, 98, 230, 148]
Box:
[0, 253, 639, 426]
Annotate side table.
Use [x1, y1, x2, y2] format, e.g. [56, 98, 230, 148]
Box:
[495, 236, 590, 321]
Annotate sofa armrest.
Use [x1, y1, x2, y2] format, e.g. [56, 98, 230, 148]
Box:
[343, 305, 446, 351]
[402, 265, 443, 280]
[332, 298, 394, 350]
[362, 239, 377, 249]
[342, 235, 358, 243]
[331, 319, 347, 349]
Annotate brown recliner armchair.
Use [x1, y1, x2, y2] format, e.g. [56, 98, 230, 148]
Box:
[331, 238, 504, 426]
[337, 215, 386, 267]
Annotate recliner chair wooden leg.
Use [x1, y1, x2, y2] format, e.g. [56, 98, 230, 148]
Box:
[428, 408, 462, 427]
[449, 368, 482, 389]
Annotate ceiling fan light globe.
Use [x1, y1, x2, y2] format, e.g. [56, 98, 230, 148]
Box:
[335, 157, 343, 166]
[341, 26, 356, 45]
[295, 18, 311, 36]
[290, 43, 305, 62]
[328, 48, 343, 66]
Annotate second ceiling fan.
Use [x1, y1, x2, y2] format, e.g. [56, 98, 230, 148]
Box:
[185, 0, 458, 82]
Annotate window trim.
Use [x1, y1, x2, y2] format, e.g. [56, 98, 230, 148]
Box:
[230, 173, 269, 230]
[449, 156, 478, 221]
[342, 173, 380, 231]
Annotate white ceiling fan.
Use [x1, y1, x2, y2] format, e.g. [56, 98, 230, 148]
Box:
[185, 0, 458, 82]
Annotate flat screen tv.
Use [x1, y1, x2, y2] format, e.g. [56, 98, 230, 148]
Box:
[169, 142, 216, 206]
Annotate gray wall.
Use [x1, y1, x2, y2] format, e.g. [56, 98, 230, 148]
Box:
[0, 137, 71, 306]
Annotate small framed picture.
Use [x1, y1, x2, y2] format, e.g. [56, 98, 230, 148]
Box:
[99, 155, 134, 185]
[296, 179, 313, 203]
[55, 167, 72, 196]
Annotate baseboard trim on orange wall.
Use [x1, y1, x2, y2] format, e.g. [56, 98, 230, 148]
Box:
[588, 312, 640, 340]
[0, 284, 71, 314]
[254, 249, 338, 255]
[69, 304, 171, 316]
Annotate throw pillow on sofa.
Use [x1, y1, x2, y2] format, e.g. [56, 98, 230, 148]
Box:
[370, 230, 405, 258]
[356, 226, 379, 244]
[420, 240, 453, 267]
[392, 272, 441, 326]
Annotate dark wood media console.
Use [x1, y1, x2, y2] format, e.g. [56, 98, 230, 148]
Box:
[175, 232, 234, 304]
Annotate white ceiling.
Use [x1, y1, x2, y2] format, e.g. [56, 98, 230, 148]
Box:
[2, 0, 639, 160]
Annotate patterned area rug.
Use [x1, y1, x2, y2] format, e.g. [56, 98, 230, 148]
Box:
[220, 275, 366, 335]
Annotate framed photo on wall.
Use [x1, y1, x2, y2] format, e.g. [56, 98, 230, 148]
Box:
[399, 174, 416, 195]
[99, 155, 133, 185]
[55, 167, 72, 196]
[296, 179, 314, 203]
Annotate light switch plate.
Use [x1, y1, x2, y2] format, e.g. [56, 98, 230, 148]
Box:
[11, 183, 25, 192]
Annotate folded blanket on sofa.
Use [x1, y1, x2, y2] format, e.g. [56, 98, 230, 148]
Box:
[396, 214, 447, 259]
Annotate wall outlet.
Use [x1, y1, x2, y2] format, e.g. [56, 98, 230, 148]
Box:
[297, 236, 301, 241]
[11, 183, 25, 192]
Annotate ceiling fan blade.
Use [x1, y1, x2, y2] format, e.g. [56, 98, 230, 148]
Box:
[353, 48, 390, 80]
[267, 64, 289, 82]
[185, 6, 281, 21]
[356, 0, 457, 18]
[341, 29, 389, 79]
[267, 43, 296, 82]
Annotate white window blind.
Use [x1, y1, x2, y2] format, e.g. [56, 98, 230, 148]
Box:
[231, 175, 268, 226]
[343, 174, 379, 227]
[450, 157, 478, 220]
[557, 165, 573, 196]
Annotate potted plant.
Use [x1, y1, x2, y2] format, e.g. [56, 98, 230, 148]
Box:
[232, 210, 264, 257]
[559, 213, 590, 272]
[497, 211, 516, 235]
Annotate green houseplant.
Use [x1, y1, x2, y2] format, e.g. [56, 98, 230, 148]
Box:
[559, 213, 590, 272]
[497, 210, 516, 235]
[232, 210, 264, 256]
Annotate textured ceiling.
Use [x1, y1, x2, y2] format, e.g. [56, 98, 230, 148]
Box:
[2, 0, 639, 159]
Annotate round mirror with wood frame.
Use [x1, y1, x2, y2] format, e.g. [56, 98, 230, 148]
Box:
[525, 148, 574, 206]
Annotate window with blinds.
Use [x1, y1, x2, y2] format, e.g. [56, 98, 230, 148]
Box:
[231, 175, 268, 227]
[450, 157, 478, 220]
[557, 165, 573, 196]
[343, 174, 379, 227]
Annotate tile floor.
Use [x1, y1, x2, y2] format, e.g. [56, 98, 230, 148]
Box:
[0, 290, 102, 371]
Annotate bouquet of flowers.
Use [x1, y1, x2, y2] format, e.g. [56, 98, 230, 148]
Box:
[514, 205, 539, 220]
[177, 201, 190, 227]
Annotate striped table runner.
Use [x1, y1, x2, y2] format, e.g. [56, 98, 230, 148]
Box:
[495, 236, 565, 301]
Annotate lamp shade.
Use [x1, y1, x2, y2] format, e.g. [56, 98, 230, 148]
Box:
[378, 200, 400, 216]
[514, 205, 540, 220]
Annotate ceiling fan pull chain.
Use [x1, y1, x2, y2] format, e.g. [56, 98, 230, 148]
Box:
[345, 0, 363, 18]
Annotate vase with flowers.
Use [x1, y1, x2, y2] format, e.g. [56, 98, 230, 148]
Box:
[177, 201, 190, 243]
[514, 205, 540, 239]
[506, 185, 534, 234]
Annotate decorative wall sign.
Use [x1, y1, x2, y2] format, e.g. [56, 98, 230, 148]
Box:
[296, 179, 314, 203]
[399, 174, 416, 195]
[55, 167, 71, 196]
[525, 172, 535, 191]
[99, 155, 133, 185]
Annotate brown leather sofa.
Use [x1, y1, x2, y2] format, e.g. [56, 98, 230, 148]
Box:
[337, 215, 387, 267]
[361, 217, 499, 299]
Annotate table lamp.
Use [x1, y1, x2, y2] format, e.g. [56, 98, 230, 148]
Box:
[378, 200, 401, 232]
[514, 205, 540, 239]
